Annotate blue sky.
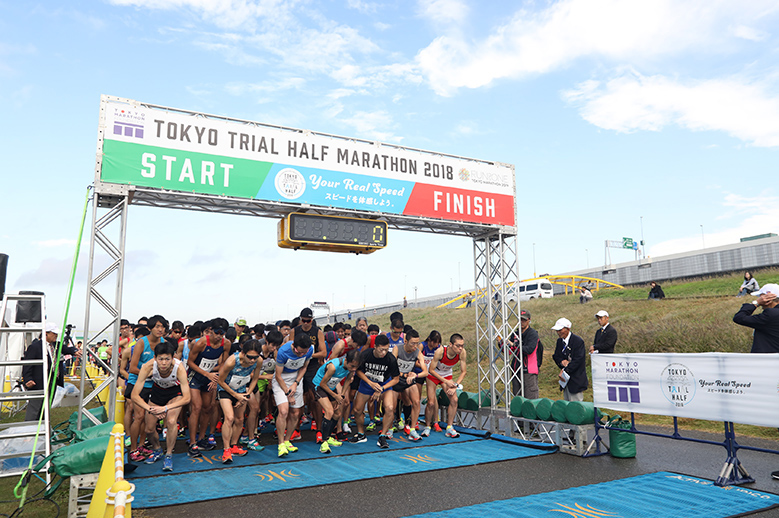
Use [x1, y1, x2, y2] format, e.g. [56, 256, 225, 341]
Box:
[2, 0, 778, 329]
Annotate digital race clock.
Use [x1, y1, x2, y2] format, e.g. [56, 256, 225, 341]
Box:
[277, 213, 387, 254]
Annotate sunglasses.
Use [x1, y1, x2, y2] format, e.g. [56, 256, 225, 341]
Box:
[301, 318, 312, 323]
[213, 328, 226, 334]
[245, 354, 260, 360]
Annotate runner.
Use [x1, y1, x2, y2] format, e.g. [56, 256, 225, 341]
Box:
[425, 333, 467, 438]
[127, 320, 161, 461]
[392, 329, 428, 441]
[273, 333, 314, 457]
[216, 340, 263, 463]
[420, 330, 442, 435]
[349, 334, 400, 449]
[324, 328, 368, 437]
[386, 319, 405, 352]
[246, 329, 283, 451]
[186, 320, 229, 457]
[289, 308, 327, 436]
[132, 339, 190, 472]
[312, 350, 360, 453]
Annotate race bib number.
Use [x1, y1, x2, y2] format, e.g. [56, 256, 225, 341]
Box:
[262, 357, 276, 374]
[284, 357, 306, 371]
[327, 376, 344, 390]
[229, 374, 251, 391]
[199, 358, 218, 372]
[397, 359, 415, 373]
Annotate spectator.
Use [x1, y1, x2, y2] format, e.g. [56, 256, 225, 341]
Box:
[738, 271, 759, 297]
[590, 310, 617, 354]
[733, 283, 779, 354]
[579, 288, 593, 304]
[551, 318, 588, 402]
[648, 281, 665, 300]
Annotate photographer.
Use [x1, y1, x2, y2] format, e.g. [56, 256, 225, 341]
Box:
[21, 322, 81, 420]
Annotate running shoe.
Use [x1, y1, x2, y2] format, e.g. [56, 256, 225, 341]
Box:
[247, 438, 264, 451]
[264, 414, 275, 423]
[124, 435, 131, 448]
[326, 436, 342, 447]
[129, 449, 146, 462]
[421, 427, 431, 437]
[404, 425, 411, 436]
[284, 440, 298, 453]
[310, 420, 317, 431]
[144, 449, 163, 464]
[290, 429, 302, 441]
[445, 426, 460, 438]
[207, 434, 217, 447]
[222, 449, 233, 464]
[300, 414, 310, 425]
[342, 423, 352, 434]
[387, 429, 394, 439]
[216, 421, 223, 433]
[433, 423, 443, 433]
[138, 445, 154, 456]
[772, 471, 779, 480]
[231, 445, 248, 457]
[177, 425, 186, 438]
[162, 455, 173, 472]
[345, 417, 356, 426]
[377, 434, 389, 449]
[336, 431, 349, 442]
[366, 422, 377, 432]
[319, 441, 331, 454]
[316, 431, 324, 444]
[398, 417, 405, 429]
[238, 434, 249, 445]
[349, 433, 367, 444]
[187, 444, 202, 458]
[374, 415, 383, 423]
[197, 439, 215, 451]
[278, 443, 289, 457]
[409, 429, 422, 441]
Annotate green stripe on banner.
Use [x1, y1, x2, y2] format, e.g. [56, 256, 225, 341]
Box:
[131, 437, 555, 508]
[101, 140, 272, 198]
[405, 472, 779, 518]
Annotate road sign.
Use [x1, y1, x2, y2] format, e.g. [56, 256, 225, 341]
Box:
[622, 237, 634, 249]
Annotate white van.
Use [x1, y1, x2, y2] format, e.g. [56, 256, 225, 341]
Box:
[508, 280, 554, 302]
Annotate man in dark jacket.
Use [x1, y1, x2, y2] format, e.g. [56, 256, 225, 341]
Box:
[551, 318, 588, 401]
[509, 309, 540, 399]
[21, 322, 81, 421]
[591, 310, 617, 354]
[733, 283, 779, 354]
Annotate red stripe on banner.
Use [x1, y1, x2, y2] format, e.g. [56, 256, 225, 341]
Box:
[403, 184, 515, 226]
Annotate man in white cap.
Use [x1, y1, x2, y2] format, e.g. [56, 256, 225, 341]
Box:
[551, 318, 588, 402]
[21, 322, 81, 421]
[733, 283, 779, 354]
[591, 310, 617, 354]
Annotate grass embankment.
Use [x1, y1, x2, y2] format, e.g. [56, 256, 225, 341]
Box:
[376, 268, 779, 438]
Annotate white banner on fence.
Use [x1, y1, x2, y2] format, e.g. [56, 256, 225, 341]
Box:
[591, 353, 779, 428]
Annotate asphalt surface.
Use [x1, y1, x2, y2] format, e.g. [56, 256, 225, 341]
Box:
[141, 423, 779, 518]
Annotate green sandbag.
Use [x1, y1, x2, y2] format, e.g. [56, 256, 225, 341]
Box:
[510, 396, 525, 417]
[565, 401, 598, 425]
[521, 398, 543, 420]
[68, 407, 108, 430]
[535, 398, 554, 421]
[73, 422, 115, 443]
[479, 390, 491, 408]
[608, 416, 636, 458]
[551, 400, 569, 422]
[458, 391, 474, 410]
[38, 435, 111, 477]
[437, 387, 452, 407]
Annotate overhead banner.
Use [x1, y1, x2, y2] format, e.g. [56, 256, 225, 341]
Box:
[98, 97, 516, 227]
[592, 353, 779, 428]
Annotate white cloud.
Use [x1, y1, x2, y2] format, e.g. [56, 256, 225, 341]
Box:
[732, 24, 768, 42]
[374, 21, 391, 31]
[415, 0, 778, 96]
[347, 0, 378, 15]
[417, 0, 469, 25]
[563, 71, 779, 147]
[649, 193, 779, 257]
[339, 110, 401, 142]
[108, 0, 291, 30]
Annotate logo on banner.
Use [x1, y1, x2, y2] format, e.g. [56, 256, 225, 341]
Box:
[604, 360, 641, 404]
[458, 168, 470, 181]
[112, 108, 145, 139]
[275, 168, 306, 199]
[661, 363, 696, 407]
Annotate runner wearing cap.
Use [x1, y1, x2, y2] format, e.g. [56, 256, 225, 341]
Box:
[511, 310, 541, 399]
[551, 318, 588, 402]
[289, 308, 327, 435]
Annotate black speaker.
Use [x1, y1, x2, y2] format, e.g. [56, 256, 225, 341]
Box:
[16, 290, 44, 323]
[0, 254, 7, 301]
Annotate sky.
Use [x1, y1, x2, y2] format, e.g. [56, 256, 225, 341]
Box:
[1, 0, 778, 332]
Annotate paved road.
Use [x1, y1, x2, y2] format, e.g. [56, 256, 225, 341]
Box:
[143, 425, 779, 518]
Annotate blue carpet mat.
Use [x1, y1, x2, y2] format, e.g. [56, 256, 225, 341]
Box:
[405, 472, 779, 518]
[128, 426, 482, 478]
[131, 433, 555, 508]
